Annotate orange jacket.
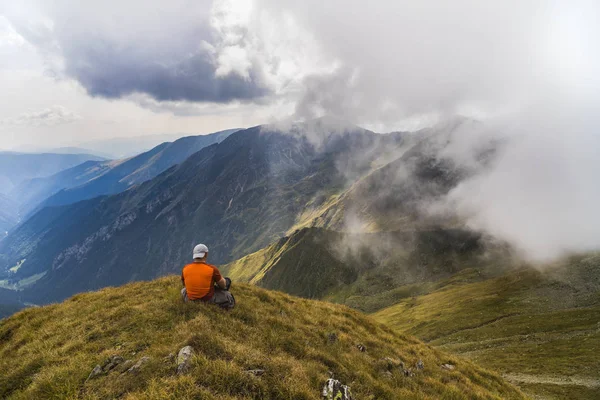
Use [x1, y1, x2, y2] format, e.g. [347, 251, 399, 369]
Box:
[181, 262, 223, 300]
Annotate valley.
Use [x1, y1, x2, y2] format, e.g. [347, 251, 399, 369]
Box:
[0, 119, 597, 399]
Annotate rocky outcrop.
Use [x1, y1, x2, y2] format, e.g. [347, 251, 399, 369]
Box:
[176, 346, 194, 375]
[86, 365, 103, 382]
[102, 355, 124, 372]
[127, 356, 151, 373]
[322, 378, 353, 400]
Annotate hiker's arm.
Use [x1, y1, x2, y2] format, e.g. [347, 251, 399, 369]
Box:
[216, 277, 227, 289]
[214, 268, 226, 289]
[181, 273, 185, 287]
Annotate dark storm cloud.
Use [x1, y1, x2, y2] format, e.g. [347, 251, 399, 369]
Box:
[3, 0, 270, 104]
[63, 40, 268, 102]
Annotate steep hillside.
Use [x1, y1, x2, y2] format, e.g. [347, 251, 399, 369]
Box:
[374, 256, 600, 399]
[0, 194, 18, 234]
[17, 129, 238, 216]
[225, 227, 600, 399]
[0, 287, 24, 318]
[0, 123, 405, 304]
[224, 226, 496, 313]
[288, 118, 492, 234]
[0, 276, 525, 399]
[0, 152, 105, 195]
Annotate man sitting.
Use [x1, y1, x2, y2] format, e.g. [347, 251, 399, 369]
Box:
[181, 244, 235, 310]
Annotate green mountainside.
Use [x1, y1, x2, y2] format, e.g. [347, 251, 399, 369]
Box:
[224, 227, 498, 313]
[225, 228, 600, 399]
[0, 276, 525, 399]
[374, 256, 600, 399]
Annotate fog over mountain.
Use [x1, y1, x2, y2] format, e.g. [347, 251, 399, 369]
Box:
[2, 0, 598, 262]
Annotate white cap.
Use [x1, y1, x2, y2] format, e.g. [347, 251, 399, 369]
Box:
[193, 244, 208, 259]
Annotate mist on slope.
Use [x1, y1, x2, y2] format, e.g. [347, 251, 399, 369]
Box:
[255, 0, 600, 263]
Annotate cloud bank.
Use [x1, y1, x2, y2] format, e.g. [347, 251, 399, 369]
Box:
[3, 0, 600, 261]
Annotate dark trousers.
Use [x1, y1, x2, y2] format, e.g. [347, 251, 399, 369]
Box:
[181, 287, 235, 310]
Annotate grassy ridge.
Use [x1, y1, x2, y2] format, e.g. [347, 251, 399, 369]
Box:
[0, 276, 525, 399]
[226, 228, 600, 399]
[374, 263, 600, 399]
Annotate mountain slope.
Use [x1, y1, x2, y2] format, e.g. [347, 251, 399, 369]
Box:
[11, 159, 111, 217]
[0, 194, 18, 234]
[373, 256, 600, 399]
[0, 152, 105, 195]
[224, 226, 491, 312]
[0, 124, 406, 304]
[0, 287, 24, 319]
[286, 119, 492, 234]
[20, 129, 238, 216]
[0, 275, 525, 399]
[224, 227, 600, 399]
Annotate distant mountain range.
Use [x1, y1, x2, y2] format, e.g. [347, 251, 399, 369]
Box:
[78, 132, 230, 159]
[0, 121, 410, 303]
[12, 128, 239, 218]
[0, 152, 106, 196]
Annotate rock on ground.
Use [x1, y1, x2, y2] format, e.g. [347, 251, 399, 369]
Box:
[127, 356, 151, 373]
[86, 365, 103, 382]
[176, 346, 194, 375]
[322, 378, 353, 400]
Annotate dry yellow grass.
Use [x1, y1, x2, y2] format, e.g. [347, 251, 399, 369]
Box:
[0, 276, 526, 399]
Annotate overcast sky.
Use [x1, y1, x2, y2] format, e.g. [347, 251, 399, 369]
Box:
[0, 0, 599, 259]
[0, 0, 598, 149]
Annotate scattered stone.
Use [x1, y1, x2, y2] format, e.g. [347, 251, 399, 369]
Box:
[403, 368, 414, 377]
[117, 360, 134, 373]
[441, 363, 456, 371]
[102, 355, 124, 372]
[127, 356, 151, 373]
[176, 346, 194, 375]
[245, 369, 265, 376]
[327, 332, 338, 344]
[279, 309, 287, 317]
[322, 378, 354, 400]
[86, 365, 103, 382]
[356, 344, 366, 352]
[416, 359, 424, 370]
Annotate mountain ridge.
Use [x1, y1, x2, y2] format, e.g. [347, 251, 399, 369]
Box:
[0, 275, 526, 399]
[16, 128, 239, 218]
[0, 122, 409, 304]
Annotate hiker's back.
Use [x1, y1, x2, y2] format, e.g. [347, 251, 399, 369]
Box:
[182, 262, 220, 301]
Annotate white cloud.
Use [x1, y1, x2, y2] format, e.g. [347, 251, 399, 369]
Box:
[2, 105, 81, 127]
